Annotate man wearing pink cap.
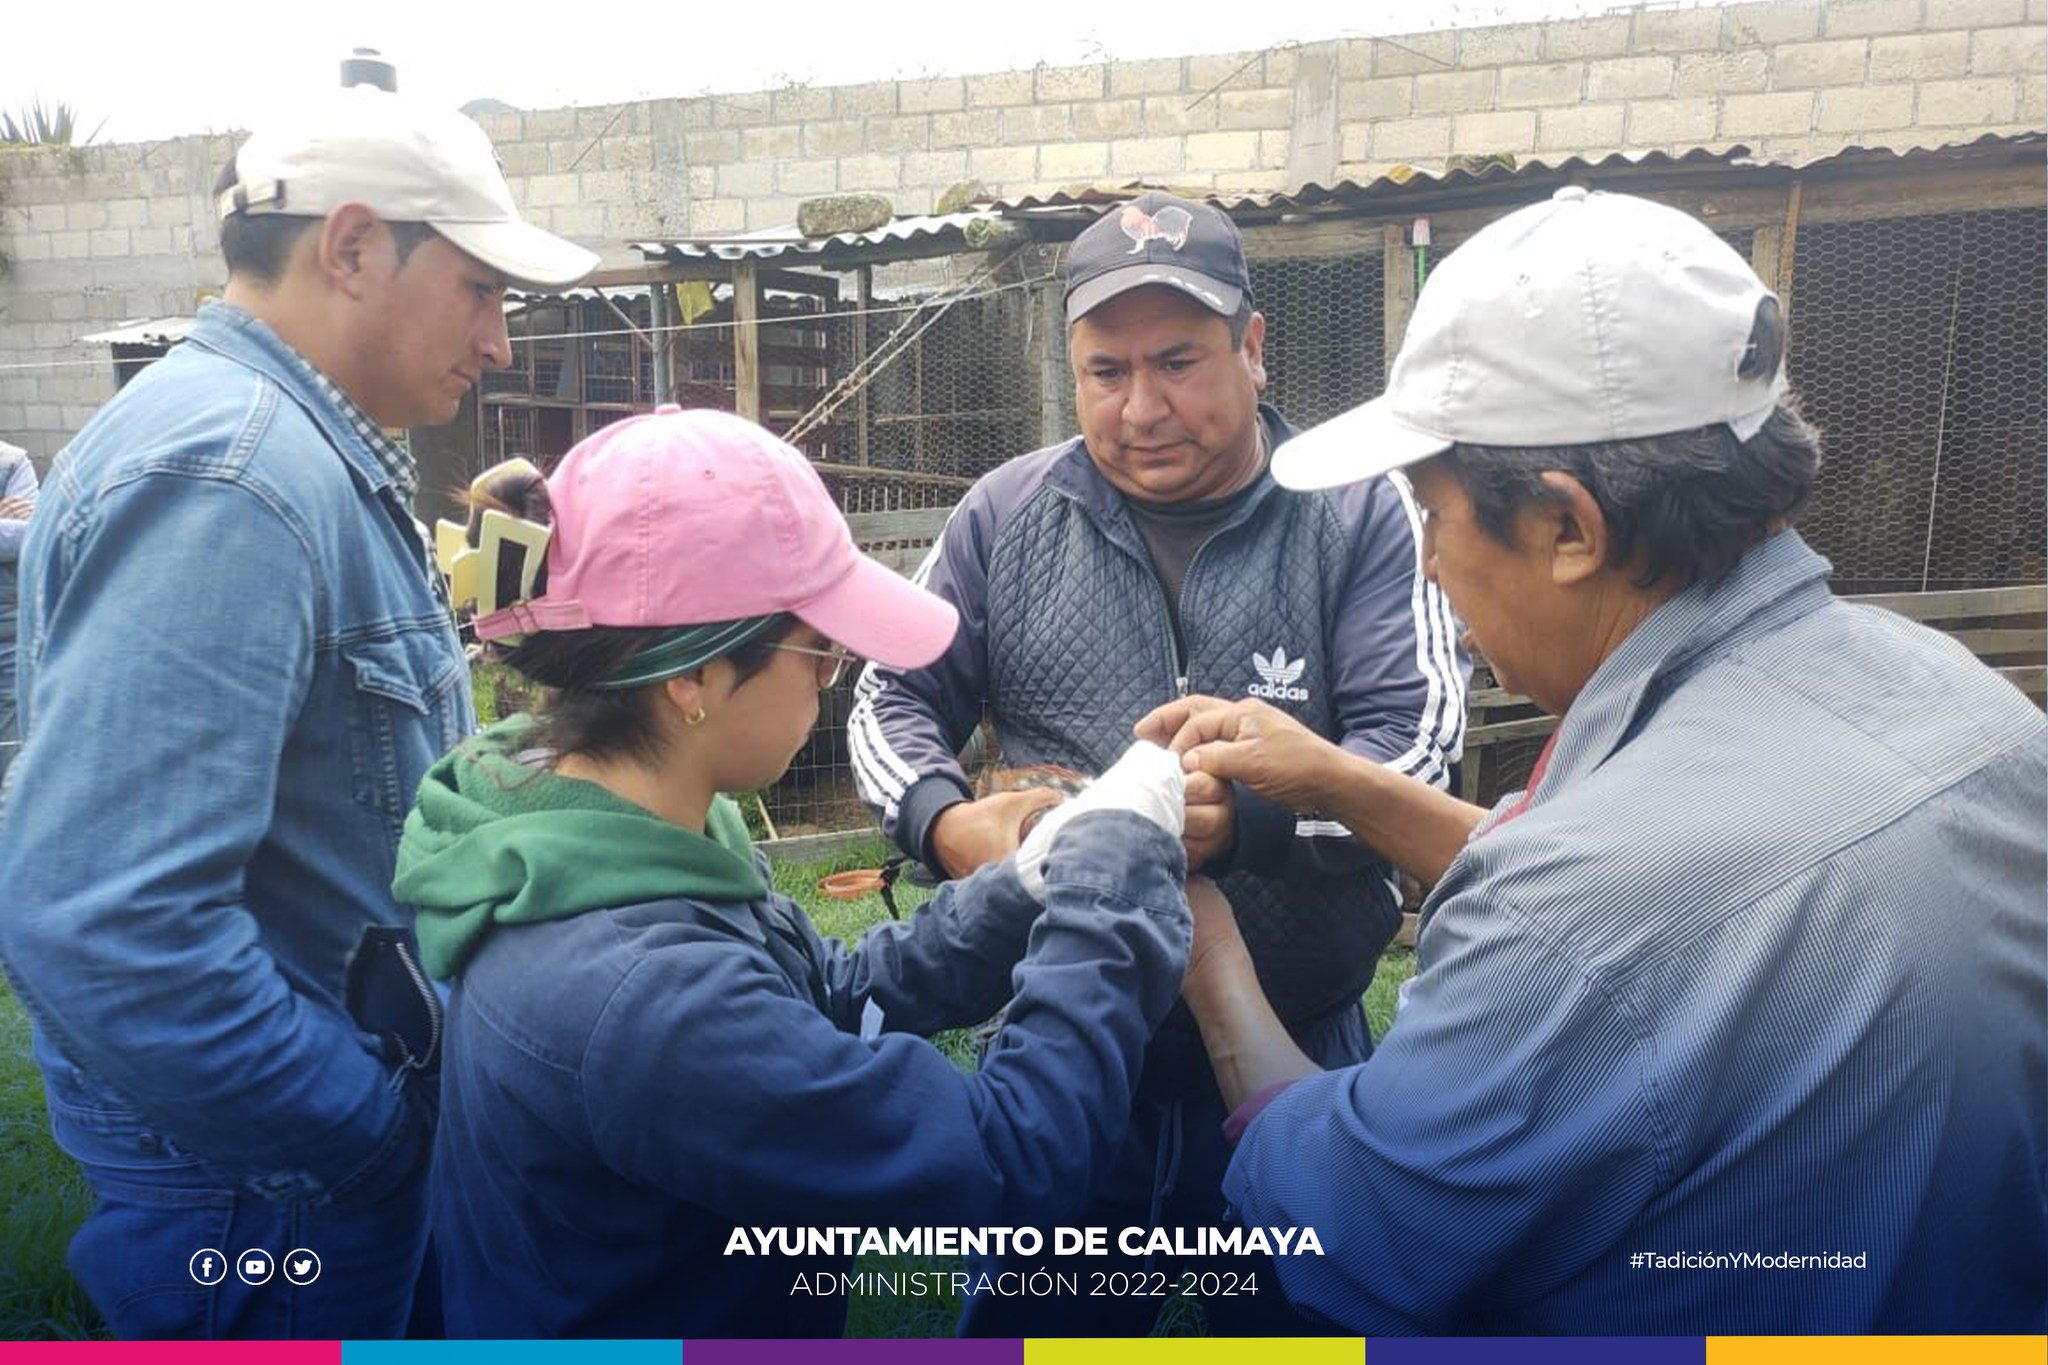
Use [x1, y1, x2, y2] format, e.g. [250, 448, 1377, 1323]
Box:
[397, 408, 1199, 1338]
[0, 78, 595, 1338]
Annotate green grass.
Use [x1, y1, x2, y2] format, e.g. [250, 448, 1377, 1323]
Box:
[0, 842, 1414, 1341]
[0, 987, 104, 1340]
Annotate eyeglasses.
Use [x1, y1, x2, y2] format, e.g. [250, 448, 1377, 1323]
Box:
[769, 641, 856, 689]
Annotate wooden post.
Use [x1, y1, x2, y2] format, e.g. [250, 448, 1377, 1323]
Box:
[734, 260, 762, 423]
[1750, 226, 1784, 303]
[1776, 179, 1805, 314]
[1382, 223, 1415, 383]
[910, 294, 927, 474]
[854, 266, 873, 466]
[1038, 273, 1069, 448]
[649, 284, 672, 405]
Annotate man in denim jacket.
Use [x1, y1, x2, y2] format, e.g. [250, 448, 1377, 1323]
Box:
[0, 84, 594, 1339]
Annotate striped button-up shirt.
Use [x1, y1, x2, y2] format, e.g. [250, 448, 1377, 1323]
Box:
[1225, 530, 2046, 1334]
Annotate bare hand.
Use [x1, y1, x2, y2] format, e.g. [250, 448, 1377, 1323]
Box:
[1137, 695, 1343, 815]
[0, 497, 32, 520]
[929, 789, 1065, 880]
[1182, 769, 1236, 870]
[1183, 875, 1248, 995]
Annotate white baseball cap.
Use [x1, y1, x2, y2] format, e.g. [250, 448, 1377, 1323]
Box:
[219, 85, 599, 290]
[1273, 187, 1788, 491]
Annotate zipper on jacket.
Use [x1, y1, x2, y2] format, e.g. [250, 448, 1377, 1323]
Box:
[1157, 578, 1184, 704]
[1170, 533, 1223, 701]
[393, 937, 443, 1073]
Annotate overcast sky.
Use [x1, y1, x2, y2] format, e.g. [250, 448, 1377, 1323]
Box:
[8, 0, 1733, 145]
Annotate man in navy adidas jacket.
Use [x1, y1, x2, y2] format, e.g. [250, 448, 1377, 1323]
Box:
[849, 192, 1468, 1335]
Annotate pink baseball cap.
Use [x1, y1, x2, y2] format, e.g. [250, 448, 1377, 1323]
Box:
[473, 406, 958, 669]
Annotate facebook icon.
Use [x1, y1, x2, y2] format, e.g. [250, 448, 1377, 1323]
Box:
[189, 1248, 227, 1286]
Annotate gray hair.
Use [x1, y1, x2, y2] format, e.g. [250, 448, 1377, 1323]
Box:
[1225, 297, 1256, 350]
[1443, 406, 1821, 592]
[1441, 297, 1820, 592]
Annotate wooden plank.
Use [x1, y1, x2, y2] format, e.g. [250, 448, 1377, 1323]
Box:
[864, 543, 933, 575]
[1467, 687, 1536, 713]
[1465, 714, 1560, 747]
[1795, 159, 2047, 224]
[648, 284, 671, 404]
[845, 507, 953, 545]
[733, 260, 762, 423]
[1846, 585, 2046, 621]
[1242, 217, 1383, 262]
[759, 267, 842, 299]
[1776, 179, 1803, 304]
[1383, 223, 1414, 381]
[759, 826, 886, 865]
[855, 266, 873, 467]
[1750, 224, 1783, 298]
[813, 461, 973, 488]
[1037, 276, 1069, 449]
[1226, 159, 2046, 260]
[1951, 628, 2047, 657]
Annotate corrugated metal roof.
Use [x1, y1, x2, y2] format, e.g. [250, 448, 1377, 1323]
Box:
[991, 146, 1753, 213]
[630, 211, 1010, 265]
[986, 132, 2045, 216]
[617, 133, 2040, 266]
[506, 284, 652, 303]
[1778, 128, 2044, 168]
[77, 316, 194, 346]
[502, 283, 656, 314]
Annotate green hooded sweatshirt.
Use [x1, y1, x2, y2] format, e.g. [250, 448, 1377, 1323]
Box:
[394, 715, 769, 980]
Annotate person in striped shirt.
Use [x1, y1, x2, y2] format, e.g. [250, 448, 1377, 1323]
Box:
[1143, 187, 2046, 1334]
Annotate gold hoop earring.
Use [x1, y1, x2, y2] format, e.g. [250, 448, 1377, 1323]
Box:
[683, 706, 707, 727]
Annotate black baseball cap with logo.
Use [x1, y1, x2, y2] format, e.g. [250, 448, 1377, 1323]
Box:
[1063, 190, 1253, 325]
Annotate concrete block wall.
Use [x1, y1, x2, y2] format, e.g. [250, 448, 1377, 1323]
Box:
[548, 0, 2038, 235]
[3, 1, 2042, 464]
[0, 135, 236, 467]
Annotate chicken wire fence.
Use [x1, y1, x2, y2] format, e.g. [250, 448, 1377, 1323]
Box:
[474, 200, 2043, 833]
[1788, 208, 2047, 595]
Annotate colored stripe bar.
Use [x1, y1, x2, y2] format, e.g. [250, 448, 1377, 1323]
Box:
[344, 1344, 675, 1365]
[688, 1343, 1020, 1365]
[1027, 1339, 1362, 1365]
[0, 1348, 340, 1364]
[1708, 1337, 2048, 1365]
[1367, 1339, 1702, 1365]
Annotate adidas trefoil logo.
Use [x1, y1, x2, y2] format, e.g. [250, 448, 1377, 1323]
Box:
[1248, 647, 1309, 703]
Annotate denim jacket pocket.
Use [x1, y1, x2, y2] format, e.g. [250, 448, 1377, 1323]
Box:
[344, 631, 467, 825]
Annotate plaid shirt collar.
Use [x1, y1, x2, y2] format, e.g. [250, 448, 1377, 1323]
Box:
[254, 315, 418, 506]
